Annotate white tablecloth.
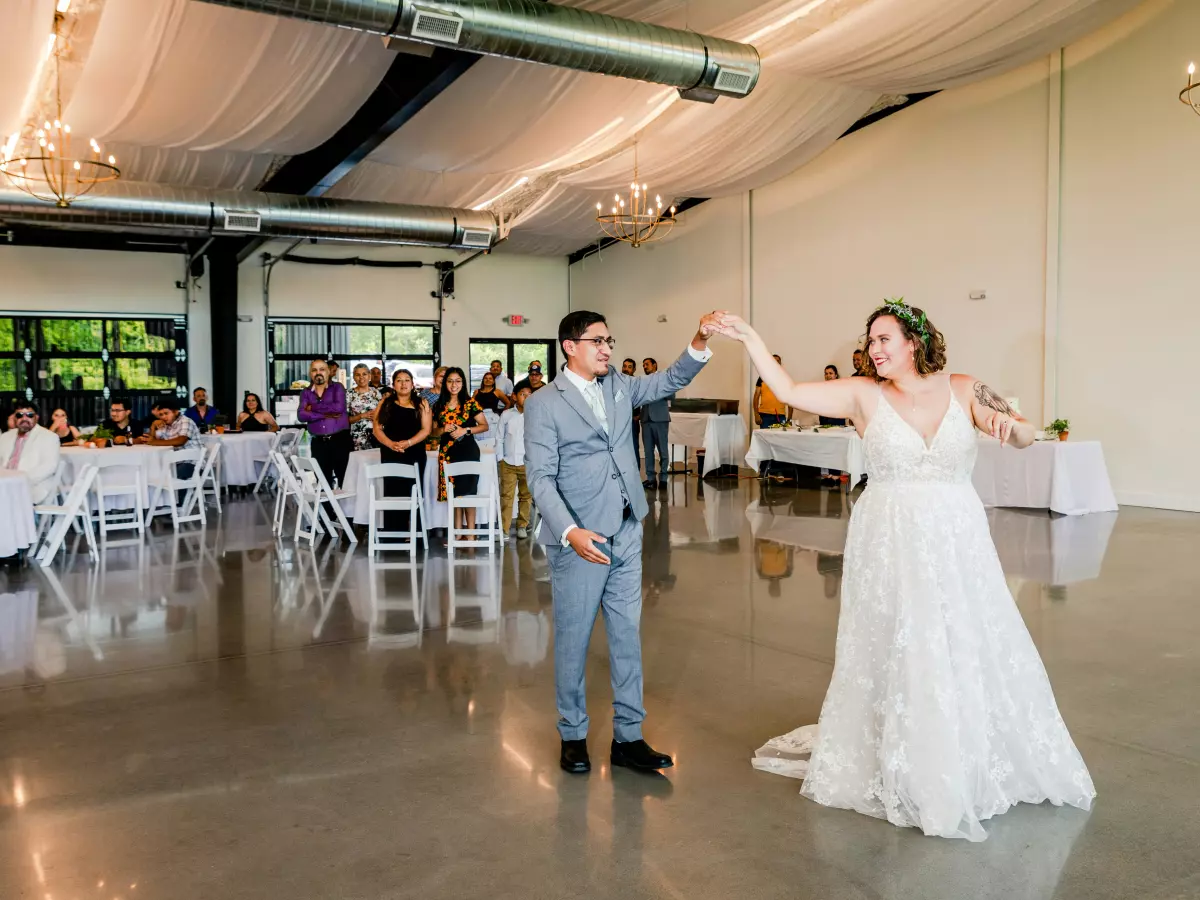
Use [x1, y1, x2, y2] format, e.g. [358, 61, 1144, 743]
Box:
[342, 448, 498, 529]
[0, 472, 37, 558]
[745, 427, 865, 485]
[972, 438, 1118, 516]
[203, 432, 276, 486]
[668, 413, 748, 476]
[60, 445, 176, 510]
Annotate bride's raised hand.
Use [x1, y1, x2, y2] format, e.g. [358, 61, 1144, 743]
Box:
[714, 313, 757, 343]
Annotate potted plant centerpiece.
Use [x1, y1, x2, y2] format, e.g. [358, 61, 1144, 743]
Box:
[91, 425, 115, 448]
[1045, 418, 1070, 442]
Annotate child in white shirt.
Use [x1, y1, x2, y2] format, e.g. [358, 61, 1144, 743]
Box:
[498, 385, 533, 538]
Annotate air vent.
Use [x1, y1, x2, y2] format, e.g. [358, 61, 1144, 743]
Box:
[411, 8, 464, 44]
[223, 210, 262, 233]
[713, 67, 754, 96]
[460, 229, 493, 249]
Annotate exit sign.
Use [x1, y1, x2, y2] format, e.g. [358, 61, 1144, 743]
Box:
[505, 315, 526, 326]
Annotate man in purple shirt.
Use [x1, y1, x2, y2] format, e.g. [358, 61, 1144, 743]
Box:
[298, 358, 352, 489]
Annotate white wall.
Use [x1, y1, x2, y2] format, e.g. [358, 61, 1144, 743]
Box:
[566, 0, 1200, 512]
[236, 241, 568, 400]
[0, 244, 212, 393]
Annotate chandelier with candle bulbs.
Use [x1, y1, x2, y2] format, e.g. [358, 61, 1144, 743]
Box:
[0, 10, 119, 207]
[1181, 62, 1200, 116]
[594, 147, 676, 248]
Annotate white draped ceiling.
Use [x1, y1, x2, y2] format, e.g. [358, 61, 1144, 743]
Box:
[0, 0, 1142, 254]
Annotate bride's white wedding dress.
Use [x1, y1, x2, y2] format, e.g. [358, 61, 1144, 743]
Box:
[753, 384, 1096, 842]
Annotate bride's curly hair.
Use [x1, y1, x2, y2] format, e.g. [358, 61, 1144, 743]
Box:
[861, 299, 947, 380]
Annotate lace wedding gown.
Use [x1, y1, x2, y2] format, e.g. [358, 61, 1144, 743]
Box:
[753, 385, 1096, 841]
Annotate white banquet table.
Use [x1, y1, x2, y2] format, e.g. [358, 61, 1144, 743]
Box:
[0, 472, 37, 558]
[745, 427, 865, 485]
[972, 438, 1117, 516]
[668, 412, 747, 476]
[60, 445, 176, 510]
[342, 448, 499, 529]
[202, 432, 277, 486]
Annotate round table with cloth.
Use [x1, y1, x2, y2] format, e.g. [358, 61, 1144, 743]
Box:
[202, 432, 277, 485]
[59, 444, 176, 511]
[0, 472, 37, 558]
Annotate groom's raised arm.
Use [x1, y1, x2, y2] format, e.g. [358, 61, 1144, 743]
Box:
[524, 392, 576, 544]
[630, 345, 711, 410]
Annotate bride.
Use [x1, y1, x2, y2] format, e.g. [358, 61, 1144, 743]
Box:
[717, 301, 1095, 842]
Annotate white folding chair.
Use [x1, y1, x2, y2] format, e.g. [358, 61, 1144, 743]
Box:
[253, 429, 299, 493]
[144, 448, 207, 530]
[90, 455, 148, 539]
[291, 455, 358, 545]
[35, 464, 100, 565]
[271, 450, 305, 535]
[199, 438, 224, 512]
[444, 460, 505, 552]
[477, 409, 501, 452]
[364, 462, 427, 554]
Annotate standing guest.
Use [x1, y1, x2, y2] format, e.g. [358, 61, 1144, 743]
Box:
[102, 398, 141, 444]
[473, 371, 508, 413]
[184, 387, 219, 430]
[753, 354, 792, 428]
[819, 364, 848, 483]
[514, 361, 546, 395]
[490, 359, 514, 398]
[498, 384, 533, 538]
[640, 358, 672, 491]
[237, 393, 278, 432]
[298, 358, 352, 489]
[327, 360, 343, 386]
[432, 367, 489, 532]
[0, 402, 61, 503]
[373, 369, 432, 534]
[369, 367, 384, 390]
[420, 367, 447, 406]
[347, 363, 383, 451]
[48, 408, 82, 444]
[622, 359, 641, 472]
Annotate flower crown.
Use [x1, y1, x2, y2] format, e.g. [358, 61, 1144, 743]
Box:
[881, 298, 930, 344]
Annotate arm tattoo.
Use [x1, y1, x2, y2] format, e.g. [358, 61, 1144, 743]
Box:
[973, 381, 1015, 416]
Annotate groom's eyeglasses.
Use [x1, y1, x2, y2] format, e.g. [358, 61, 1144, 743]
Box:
[573, 337, 617, 350]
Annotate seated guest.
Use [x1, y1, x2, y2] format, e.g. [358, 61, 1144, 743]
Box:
[1, 402, 61, 503]
[237, 393, 278, 432]
[513, 361, 546, 395]
[753, 354, 791, 427]
[48, 408, 82, 444]
[819, 364, 849, 483]
[142, 403, 202, 452]
[101, 398, 141, 444]
[473, 371, 508, 413]
[420, 367, 447, 406]
[184, 387, 219, 430]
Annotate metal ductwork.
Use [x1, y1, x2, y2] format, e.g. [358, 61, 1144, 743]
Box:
[194, 0, 761, 103]
[0, 181, 499, 249]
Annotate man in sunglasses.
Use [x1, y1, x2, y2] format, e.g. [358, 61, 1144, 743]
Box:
[0, 402, 61, 503]
[524, 308, 725, 777]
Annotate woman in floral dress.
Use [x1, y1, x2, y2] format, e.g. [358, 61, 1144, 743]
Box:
[432, 367, 489, 531]
[347, 363, 382, 451]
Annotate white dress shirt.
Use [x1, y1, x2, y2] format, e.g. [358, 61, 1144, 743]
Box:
[499, 407, 525, 467]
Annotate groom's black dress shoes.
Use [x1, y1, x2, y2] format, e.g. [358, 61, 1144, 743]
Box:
[560, 739, 591, 774]
[611, 739, 674, 771]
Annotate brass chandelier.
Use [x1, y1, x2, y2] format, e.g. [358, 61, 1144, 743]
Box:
[1181, 62, 1200, 116]
[594, 146, 676, 248]
[1, 10, 119, 207]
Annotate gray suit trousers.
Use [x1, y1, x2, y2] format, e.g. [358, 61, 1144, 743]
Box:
[545, 513, 645, 742]
[642, 421, 670, 482]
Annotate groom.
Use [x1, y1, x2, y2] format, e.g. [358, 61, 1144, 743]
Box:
[525, 309, 722, 774]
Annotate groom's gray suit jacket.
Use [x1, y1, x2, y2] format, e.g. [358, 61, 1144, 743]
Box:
[524, 349, 706, 545]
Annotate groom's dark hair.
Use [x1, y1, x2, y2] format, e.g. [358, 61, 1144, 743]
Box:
[559, 310, 607, 353]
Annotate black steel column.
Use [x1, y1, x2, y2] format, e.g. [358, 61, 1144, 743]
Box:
[207, 246, 239, 417]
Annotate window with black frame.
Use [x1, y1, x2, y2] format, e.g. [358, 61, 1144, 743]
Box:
[0, 314, 188, 431]
[267, 319, 440, 412]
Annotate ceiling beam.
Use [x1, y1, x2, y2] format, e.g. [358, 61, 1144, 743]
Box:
[234, 46, 479, 263]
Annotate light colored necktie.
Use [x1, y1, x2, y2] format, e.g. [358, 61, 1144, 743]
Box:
[585, 381, 608, 434]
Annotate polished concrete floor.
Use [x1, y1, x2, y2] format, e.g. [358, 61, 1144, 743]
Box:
[0, 479, 1197, 899]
